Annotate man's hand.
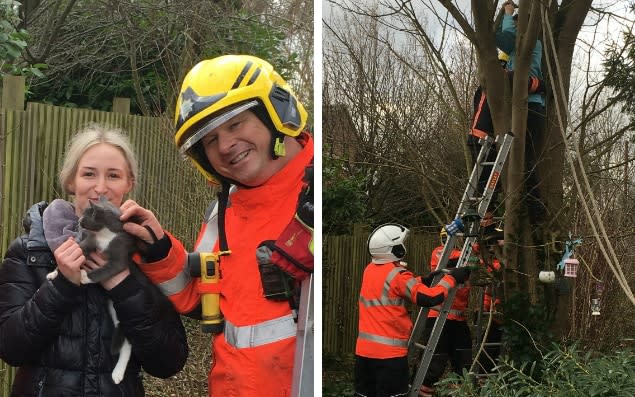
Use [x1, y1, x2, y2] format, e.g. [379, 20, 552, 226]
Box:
[421, 270, 444, 287]
[120, 199, 165, 243]
[449, 267, 471, 284]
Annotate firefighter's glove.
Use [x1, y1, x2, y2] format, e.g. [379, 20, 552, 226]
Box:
[416, 290, 444, 308]
[445, 218, 464, 236]
[255, 162, 314, 292]
[256, 244, 296, 300]
[257, 216, 313, 283]
[421, 270, 444, 287]
[449, 267, 471, 284]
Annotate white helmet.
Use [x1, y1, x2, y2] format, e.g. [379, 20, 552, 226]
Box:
[367, 223, 410, 264]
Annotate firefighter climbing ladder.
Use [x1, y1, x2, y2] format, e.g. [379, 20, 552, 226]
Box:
[407, 132, 514, 397]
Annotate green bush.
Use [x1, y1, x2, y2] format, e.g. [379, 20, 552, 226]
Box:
[323, 352, 355, 397]
[435, 344, 635, 397]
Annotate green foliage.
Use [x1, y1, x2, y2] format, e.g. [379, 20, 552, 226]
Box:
[26, 4, 299, 115]
[323, 149, 368, 235]
[502, 292, 555, 368]
[603, 30, 635, 126]
[323, 352, 355, 397]
[0, 0, 46, 78]
[202, 12, 299, 82]
[435, 345, 635, 396]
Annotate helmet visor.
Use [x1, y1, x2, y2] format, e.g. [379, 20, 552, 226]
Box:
[179, 99, 259, 155]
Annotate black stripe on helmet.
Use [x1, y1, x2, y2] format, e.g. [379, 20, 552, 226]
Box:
[231, 61, 253, 89]
[247, 67, 261, 85]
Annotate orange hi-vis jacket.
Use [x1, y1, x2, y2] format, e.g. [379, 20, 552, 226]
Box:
[356, 261, 456, 359]
[428, 245, 470, 321]
[138, 134, 314, 397]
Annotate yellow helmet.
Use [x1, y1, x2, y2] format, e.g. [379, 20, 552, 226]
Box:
[498, 51, 510, 67]
[439, 227, 448, 245]
[174, 54, 308, 183]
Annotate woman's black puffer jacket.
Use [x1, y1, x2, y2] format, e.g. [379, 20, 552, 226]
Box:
[0, 202, 189, 397]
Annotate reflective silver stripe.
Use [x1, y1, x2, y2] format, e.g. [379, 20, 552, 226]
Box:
[196, 202, 219, 253]
[405, 277, 417, 299]
[358, 332, 408, 348]
[155, 192, 231, 297]
[438, 279, 453, 289]
[196, 186, 236, 253]
[359, 267, 406, 307]
[157, 268, 192, 295]
[224, 314, 297, 348]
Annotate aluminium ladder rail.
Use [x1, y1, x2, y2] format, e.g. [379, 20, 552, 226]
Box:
[291, 274, 313, 397]
[407, 132, 514, 397]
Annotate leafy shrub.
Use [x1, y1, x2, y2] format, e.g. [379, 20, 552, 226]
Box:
[323, 352, 356, 397]
[435, 344, 635, 397]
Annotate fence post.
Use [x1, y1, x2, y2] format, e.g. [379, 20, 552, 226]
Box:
[0, 74, 24, 396]
[112, 97, 130, 114]
[1, 75, 25, 111]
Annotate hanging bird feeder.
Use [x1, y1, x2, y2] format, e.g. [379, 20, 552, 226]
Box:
[591, 298, 601, 316]
[564, 258, 579, 277]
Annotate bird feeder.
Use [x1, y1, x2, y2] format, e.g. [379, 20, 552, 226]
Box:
[591, 298, 601, 316]
[564, 258, 579, 278]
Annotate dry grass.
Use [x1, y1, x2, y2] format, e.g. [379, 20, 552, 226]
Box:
[143, 317, 212, 396]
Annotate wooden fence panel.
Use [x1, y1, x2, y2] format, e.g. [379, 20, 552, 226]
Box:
[323, 228, 439, 356]
[0, 101, 217, 391]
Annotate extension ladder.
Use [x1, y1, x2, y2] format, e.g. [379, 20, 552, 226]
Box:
[291, 274, 313, 397]
[407, 132, 514, 396]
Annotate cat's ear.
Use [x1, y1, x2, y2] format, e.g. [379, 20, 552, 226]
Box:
[89, 200, 95, 208]
[99, 195, 108, 204]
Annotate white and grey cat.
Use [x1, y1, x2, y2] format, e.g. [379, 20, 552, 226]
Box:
[46, 196, 141, 384]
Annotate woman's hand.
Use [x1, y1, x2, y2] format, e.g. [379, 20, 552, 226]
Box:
[53, 237, 85, 285]
[82, 251, 130, 290]
[119, 199, 165, 243]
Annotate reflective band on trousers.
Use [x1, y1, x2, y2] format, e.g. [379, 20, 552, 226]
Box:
[358, 331, 408, 348]
[224, 313, 297, 348]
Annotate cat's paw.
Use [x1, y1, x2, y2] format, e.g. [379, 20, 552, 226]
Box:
[111, 367, 125, 384]
[79, 269, 95, 285]
[46, 270, 58, 280]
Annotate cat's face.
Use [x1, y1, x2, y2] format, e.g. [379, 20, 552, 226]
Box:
[80, 199, 122, 232]
[69, 143, 133, 217]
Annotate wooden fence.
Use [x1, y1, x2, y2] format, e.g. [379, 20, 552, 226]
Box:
[323, 226, 439, 356]
[0, 76, 214, 394]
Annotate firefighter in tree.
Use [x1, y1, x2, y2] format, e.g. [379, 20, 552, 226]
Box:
[119, 55, 314, 396]
[354, 224, 470, 397]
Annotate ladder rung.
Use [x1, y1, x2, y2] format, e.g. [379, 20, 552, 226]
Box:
[479, 161, 496, 166]
[414, 342, 426, 350]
